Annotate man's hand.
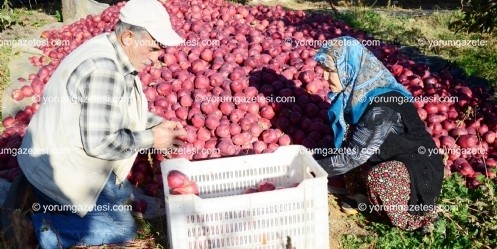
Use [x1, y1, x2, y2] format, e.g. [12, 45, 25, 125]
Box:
[151, 121, 186, 151]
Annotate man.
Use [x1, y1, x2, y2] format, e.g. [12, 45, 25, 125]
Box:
[15, 0, 186, 247]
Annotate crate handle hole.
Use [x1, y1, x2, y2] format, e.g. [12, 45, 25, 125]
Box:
[305, 167, 316, 178]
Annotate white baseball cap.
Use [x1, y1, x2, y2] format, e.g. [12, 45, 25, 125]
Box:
[119, 0, 185, 46]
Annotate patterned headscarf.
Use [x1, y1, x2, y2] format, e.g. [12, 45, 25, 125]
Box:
[314, 36, 413, 149]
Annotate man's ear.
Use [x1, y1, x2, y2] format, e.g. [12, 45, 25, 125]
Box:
[120, 30, 134, 47]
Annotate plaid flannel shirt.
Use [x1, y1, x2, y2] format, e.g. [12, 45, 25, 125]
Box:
[65, 33, 163, 160]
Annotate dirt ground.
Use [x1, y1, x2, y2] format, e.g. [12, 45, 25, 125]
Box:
[328, 194, 369, 248]
[0, 7, 57, 119]
[0, 13, 55, 41]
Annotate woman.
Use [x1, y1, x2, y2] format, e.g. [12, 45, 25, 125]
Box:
[313, 36, 444, 231]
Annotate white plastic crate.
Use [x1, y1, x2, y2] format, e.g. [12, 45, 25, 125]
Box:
[161, 145, 329, 249]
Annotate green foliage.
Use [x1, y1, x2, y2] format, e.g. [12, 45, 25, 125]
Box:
[136, 216, 169, 247]
[453, 46, 497, 87]
[2, 0, 10, 9]
[336, 9, 427, 46]
[0, 7, 20, 32]
[450, 0, 497, 34]
[341, 174, 497, 248]
[135, 217, 154, 239]
[337, 10, 383, 34]
[54, 9, 62, 22]
[335, 8, 497, 89]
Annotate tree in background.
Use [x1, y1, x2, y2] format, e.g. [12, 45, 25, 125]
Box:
[450, 0, 497, 34]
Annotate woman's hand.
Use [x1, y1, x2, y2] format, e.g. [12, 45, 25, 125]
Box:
[323, 69, 343, 92]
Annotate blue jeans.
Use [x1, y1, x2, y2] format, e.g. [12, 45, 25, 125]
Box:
[31, 173, 137, 248]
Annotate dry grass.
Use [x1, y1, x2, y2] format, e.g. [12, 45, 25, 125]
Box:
[73, 238, 157, 249]
[248, 0, 330, 10]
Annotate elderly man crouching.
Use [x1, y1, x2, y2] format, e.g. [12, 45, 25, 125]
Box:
[12, 0, 186, 247]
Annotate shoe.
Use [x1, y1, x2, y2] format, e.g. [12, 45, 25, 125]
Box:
[339, 196, 358, 215]
[419, 223, 432, 236]
[0, 173, 38, 248]
[347, 194, 370, 206]
[0, 208, 38, 248]
[328, 185, 348, 195]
